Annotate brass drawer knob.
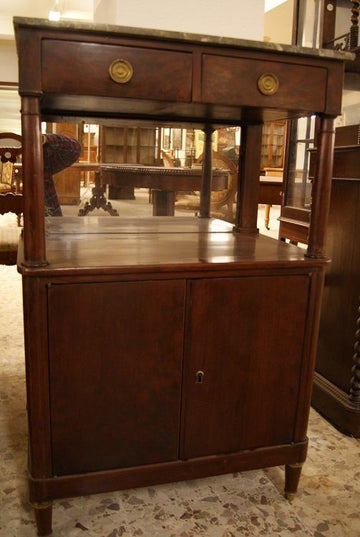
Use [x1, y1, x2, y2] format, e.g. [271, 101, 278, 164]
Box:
[109, 59, 133, 84]
[257, 73, 279, 95]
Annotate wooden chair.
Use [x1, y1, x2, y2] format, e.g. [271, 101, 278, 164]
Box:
[175, 151, 238, 222]
[161, 150, 175, 168]
[0, 132, 23, 265]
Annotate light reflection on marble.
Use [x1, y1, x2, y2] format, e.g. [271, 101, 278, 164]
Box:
[12, 17, 354, 62]
[1, 261, 360, 537]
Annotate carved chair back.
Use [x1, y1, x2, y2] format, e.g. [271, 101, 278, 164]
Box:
[0, 132, 23, 264]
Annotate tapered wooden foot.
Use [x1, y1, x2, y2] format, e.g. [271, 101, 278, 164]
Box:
[264, 204, 271, 229]
[33, 502, 53, 536]
[284, 462, 303, 501]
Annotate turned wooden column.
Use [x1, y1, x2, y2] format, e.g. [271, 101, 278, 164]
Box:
[306, 115, 335, 259]
[21, 96, 47, 267]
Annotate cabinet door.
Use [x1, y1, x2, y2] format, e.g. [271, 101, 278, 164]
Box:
[181, 275, 310, 459]
[48, 279, 185, 475]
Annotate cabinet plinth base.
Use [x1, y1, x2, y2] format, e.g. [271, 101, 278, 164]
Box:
[29, 441, 307, 535]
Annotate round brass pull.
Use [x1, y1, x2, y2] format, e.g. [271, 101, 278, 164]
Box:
[109, 59, 133, 84]
[257, 73, 279, 96]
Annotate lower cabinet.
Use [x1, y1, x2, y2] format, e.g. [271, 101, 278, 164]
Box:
[47, 273, 311, 476]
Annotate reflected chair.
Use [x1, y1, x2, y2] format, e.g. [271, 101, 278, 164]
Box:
[175, 151, 237, 222]
[0, 132, 23, 265]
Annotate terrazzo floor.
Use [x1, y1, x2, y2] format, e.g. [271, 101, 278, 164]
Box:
[0, 196, 359, 536]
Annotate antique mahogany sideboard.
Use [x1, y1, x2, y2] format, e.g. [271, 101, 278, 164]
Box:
[14, 17, 350, 536]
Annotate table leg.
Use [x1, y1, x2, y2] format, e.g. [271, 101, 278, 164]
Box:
[264, 204, 271, 229]
[78, 172, 119, 216]
[152, 190, 175, 216]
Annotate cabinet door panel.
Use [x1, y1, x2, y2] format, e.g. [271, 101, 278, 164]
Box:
[48, 280, 185, 475]
[182, 275, 310, 459]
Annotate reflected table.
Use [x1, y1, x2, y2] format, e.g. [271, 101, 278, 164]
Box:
[78, 164, 228, 216]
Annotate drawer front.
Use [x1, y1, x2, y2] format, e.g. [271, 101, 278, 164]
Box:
[202, 53, 327, 112]
[42, 40, 193, 102]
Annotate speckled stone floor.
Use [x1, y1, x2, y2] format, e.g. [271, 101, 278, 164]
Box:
[0, 200, 359, 536]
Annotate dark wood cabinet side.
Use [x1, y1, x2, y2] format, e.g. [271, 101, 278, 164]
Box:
[313, 177, 360, 436]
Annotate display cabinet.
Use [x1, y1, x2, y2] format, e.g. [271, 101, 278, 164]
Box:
[279, 0, 360, 246]
[260, 120, 286, 171]
[278, 116, 314, 244]
[100, 125, 160, 198]
[14, 17, 349, 536]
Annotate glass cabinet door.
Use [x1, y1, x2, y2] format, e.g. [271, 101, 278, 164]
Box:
[284, 116, 315, 211]
[278, 0, 323, 245]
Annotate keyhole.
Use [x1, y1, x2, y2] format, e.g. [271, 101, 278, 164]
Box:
[196, 370, 204, 384]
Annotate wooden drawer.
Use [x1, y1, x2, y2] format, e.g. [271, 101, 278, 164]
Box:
[42, 40, 193, 102]
[201, 53, 327, 112]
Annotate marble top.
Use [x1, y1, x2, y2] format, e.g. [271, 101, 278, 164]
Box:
[13, 16, 354, 62]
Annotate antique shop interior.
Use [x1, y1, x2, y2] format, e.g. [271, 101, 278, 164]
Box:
[0, 1, 360, 536]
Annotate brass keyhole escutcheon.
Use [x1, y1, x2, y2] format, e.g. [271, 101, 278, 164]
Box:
[109, 59, 133, 84]
[196, 371, 204, 384]
[257, 73, 279, 96]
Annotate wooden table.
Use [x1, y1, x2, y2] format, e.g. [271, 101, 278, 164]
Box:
[78, 164, 228, 216]
[14, 16, 350, 536]
[259, 176, 283, 229]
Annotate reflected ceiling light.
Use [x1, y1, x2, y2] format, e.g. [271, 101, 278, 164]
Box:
[265, 0, 287, 12]
[48, 10, 61, 21]
[49, 0, 61, 21]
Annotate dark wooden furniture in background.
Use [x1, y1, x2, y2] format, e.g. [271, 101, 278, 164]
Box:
[100, 125, 160, 199]
[279, 0, 360, 247]
[260, 121, 286, 171]
[311, 125, 360, 437]
[313, 0, 360, 435]
[14, 17, 349, 536]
